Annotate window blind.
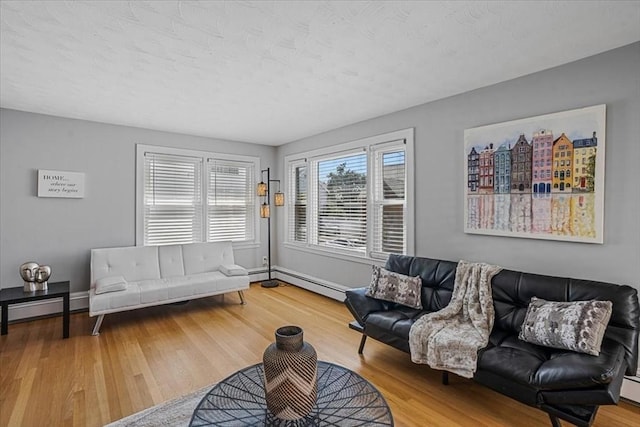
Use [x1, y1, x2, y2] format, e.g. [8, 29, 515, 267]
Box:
[207, 159, 254, 242]
[372, 149, 405, 254]
[317, 152, 367, 253]
[289, 163, 308, 242]
[144, 152, 203, 245]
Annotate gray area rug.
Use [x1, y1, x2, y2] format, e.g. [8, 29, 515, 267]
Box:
[104, 385, 210, 427]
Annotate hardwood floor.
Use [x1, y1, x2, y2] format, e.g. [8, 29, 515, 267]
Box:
[1, 282, 639, 426]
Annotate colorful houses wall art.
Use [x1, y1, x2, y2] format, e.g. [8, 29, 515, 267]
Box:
[464, 105, 605, 243]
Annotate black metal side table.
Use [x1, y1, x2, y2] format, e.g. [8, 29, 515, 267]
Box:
[1, 281, 70, 338]
[190, 361, 394, 426]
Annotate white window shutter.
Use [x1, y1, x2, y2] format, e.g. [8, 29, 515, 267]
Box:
[207, 159, 255, 242]
[372, 148, 406, 255]
[143, 152, 203, 245]
[287, 162, 308, 243]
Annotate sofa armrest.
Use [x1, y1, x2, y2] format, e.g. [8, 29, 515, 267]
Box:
[344, 287, 389, 326]
[220, 264, 248, 276]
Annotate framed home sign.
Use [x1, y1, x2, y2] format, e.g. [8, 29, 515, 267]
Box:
[464, 104, 605, 244]
[38, 169, 85, 198]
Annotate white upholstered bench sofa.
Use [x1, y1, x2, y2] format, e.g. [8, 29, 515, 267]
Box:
[89, 241, 249, 335]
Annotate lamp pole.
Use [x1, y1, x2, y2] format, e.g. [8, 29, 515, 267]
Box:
[261, 167, 278, 288]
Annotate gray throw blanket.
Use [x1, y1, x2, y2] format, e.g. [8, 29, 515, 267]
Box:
[408, 260, 502, 378]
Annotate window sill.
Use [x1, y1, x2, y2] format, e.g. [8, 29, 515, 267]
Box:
[233, 242, 261, 250]
[282, 242, 387, 266]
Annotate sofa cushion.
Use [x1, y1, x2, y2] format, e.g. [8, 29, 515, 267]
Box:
[365, 307, 426, 353]
[157, 272, 219, 300]
[386, 255, 456, 312]
[95, 275, 128, 294]
[479, 332, 626, 390]
[519, 297, 612, 356]
[532, 338, 625, 389]
[158, 244, 185, 278]
[89, 283, 142, 314]
[366, 265, 422, 309]
[182, 242, 235, 275]
[479, 332, 554, 386]
[91, 246, 160, 285]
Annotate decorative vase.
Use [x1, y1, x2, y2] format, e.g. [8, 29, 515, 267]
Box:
[263, 325, 317, 420]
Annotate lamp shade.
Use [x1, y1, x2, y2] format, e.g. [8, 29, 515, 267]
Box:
[274, 191, 285, 206]
[257, 181, 268, 196]
[260, 202, 270, 218]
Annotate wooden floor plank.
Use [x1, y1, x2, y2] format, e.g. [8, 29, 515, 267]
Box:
[1, 282, 639, 426]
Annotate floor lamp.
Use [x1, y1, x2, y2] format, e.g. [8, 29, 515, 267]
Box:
[257, 167, 284, 288]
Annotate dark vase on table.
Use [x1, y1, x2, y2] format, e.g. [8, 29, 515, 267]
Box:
[263, 325, 318, 420]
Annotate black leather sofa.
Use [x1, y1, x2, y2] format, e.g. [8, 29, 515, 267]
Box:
[344, 255, 639, 427]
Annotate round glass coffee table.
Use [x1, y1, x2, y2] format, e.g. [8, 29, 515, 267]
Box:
[190, 361, 394, 426]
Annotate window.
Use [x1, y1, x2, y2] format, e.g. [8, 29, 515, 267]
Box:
[142, 152, 203, 246]
[137, 145, 259, 246]
[285, 129, 414, 260]
[287, 160, 308, 243]
[316, 152, 367, 252]
[206, 159, 255, 242]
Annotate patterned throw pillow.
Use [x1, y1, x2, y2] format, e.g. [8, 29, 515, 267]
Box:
[366, 265, 423, 309]
[519, 297, 612, 356]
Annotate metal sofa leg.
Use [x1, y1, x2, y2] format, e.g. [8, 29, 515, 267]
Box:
[442, 371, 449, 385]
[542, 404, 599, 427]
[548, 414, 562, 427]
[358, 334, 367, 354]
[347, 321, 366, 354]
[92, 314, 105, 336]
[238, 290, 246, 305]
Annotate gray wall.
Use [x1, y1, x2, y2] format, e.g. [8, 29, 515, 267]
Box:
[0, 110, 276, 292]
[276, 42, 640, 291]
[2, 43, 638, 295]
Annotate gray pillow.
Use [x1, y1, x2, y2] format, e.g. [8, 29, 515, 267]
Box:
[366, 265, 422, 309]
[95, 275, 128, 294]
[519, 297, 612, 356]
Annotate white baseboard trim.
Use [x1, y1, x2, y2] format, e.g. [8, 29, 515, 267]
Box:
[622, 376, 640, 403]
[247, 266, 349, 301]
[247, 268, 269, 283]
[273, 266, 348, 301]
[2, 291, 89, 323]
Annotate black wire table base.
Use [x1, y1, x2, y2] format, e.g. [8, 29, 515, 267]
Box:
[189, 361, 394, 426]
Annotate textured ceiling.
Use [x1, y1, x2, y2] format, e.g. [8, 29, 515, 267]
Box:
[1, 1, 639, 145]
